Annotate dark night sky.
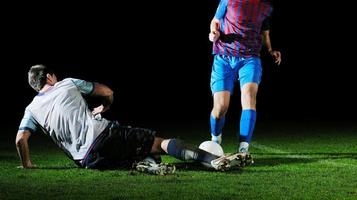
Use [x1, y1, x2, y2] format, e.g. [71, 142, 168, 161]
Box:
[1, 1, 356, 133]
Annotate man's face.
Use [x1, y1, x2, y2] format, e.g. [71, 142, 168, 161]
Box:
[46, 73, 58, 86]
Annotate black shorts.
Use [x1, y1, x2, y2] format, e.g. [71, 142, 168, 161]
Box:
[80, 121, 156, 169]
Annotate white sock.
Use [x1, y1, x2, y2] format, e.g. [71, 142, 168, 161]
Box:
[211, 134, 222, 144]
[239, 142, 249, 152]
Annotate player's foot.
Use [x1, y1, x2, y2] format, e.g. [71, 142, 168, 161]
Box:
[134, 161, 176, 175]
[238, 146, 254, 165]
[210, 152, 253, 171]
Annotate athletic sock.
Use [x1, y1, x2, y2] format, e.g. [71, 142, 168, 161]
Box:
[210, 114, 225, 144]
[167, 139, 219, 164]
[239, 142, 249, 153]
[211, 134, 222, 144]
[239, 109, 256, 143]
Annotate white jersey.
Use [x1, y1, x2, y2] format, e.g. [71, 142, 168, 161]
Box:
[19, 78, 109, 160]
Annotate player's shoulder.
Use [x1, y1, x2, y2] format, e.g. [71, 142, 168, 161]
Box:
[63, 77, 90, 83]
[62, 77, 76, 82]
[60, 77, 84, 86]
[24, 101, 37, 114]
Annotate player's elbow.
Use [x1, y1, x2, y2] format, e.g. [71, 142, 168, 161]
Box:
[211, 18, 220, 30]
[212, 17, 220, 24]
[93, 83, 114, 97]
[261, 30, 270, 39]
[15, 131, 30, 147]
[106, 88, 113, 97]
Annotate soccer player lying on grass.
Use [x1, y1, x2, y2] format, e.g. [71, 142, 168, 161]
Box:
[16, 65, 252, 174]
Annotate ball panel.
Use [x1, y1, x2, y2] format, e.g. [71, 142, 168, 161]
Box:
[198, 141, 224, 168]
[199, 141, 224, 156]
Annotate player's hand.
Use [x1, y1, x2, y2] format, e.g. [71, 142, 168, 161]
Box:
[269, 50, 282, 65]
[92, 105, 108, 116]
[209, 31, 220, 42]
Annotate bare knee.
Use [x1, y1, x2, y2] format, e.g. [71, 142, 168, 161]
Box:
[212, 103, 229, 119]
[241, 83, 258, 109]
[212, 91, 230, 119]
[242, 91, 256, 103]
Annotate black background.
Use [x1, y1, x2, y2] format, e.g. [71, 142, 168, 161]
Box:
[1, 1, 356, 135]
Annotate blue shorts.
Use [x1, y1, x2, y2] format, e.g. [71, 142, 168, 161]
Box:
[210, 54, 262, 94]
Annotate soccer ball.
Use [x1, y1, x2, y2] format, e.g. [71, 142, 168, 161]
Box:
[199, 141, 224, 168]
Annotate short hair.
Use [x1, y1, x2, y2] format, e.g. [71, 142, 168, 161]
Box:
[28, 64, 54, 91]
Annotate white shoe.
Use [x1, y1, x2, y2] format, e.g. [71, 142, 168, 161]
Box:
[210, 153, 253, 171]
[134, 161, 176, 175]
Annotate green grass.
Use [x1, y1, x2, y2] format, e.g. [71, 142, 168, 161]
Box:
[1, 121, 357, 200]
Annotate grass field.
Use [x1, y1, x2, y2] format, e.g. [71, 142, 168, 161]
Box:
[1, 121, 356, 200]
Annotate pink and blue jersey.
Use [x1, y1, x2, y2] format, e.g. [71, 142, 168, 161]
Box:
[213, 0, 272, 57]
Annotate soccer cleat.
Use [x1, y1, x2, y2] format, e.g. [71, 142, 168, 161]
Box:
[210, 152, 254, 171]
[238, 146, 254, 166]
[134, 161, 176, 175]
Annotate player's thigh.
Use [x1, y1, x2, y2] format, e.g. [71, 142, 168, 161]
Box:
[211, 55, 236, 94]
[238, 57, 262, 88]
[150, 137, 165, 154]
[100, 125, 156, 161]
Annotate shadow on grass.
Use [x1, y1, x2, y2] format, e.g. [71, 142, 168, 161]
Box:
[172, 162, 209, 171]
[254, 152, 357, 157]
[37, 165, 78, 170]
[6, 152, 356, 173]
[252, 152, 357, 167]
[252, 157, 316, 167]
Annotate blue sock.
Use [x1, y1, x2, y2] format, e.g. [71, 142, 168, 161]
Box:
[239, 109, 256, 143]
[167, 139, 219, 164]
[210, 114, 225, 136]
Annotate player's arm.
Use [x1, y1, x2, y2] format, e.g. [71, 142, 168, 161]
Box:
[261, 17, 281, 65]
[209, 0, 227, 42]
[16, 110, 38, 169]
[262, 30, 281, 65]
[71, 78, 114, 115]
[90, 82, 114, 115]
[209, 18, 221, 42]
[15, 130, 35, 169]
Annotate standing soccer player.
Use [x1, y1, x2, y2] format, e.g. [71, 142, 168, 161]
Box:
[208, 0, 281, 153]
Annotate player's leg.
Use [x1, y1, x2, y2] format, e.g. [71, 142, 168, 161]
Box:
[237, 57, 262, 152]
[160, 139, 219, 164]
[210, 55, 236, 144]
[150, 137, 165, 154]
[160, 139, 252, 171]
[83, 122, 161, 169]
[239, 83, 258, 152]
[211, 91, 230, 144]
[138, 137, 219, 173]
[134, 137, 176, 175]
